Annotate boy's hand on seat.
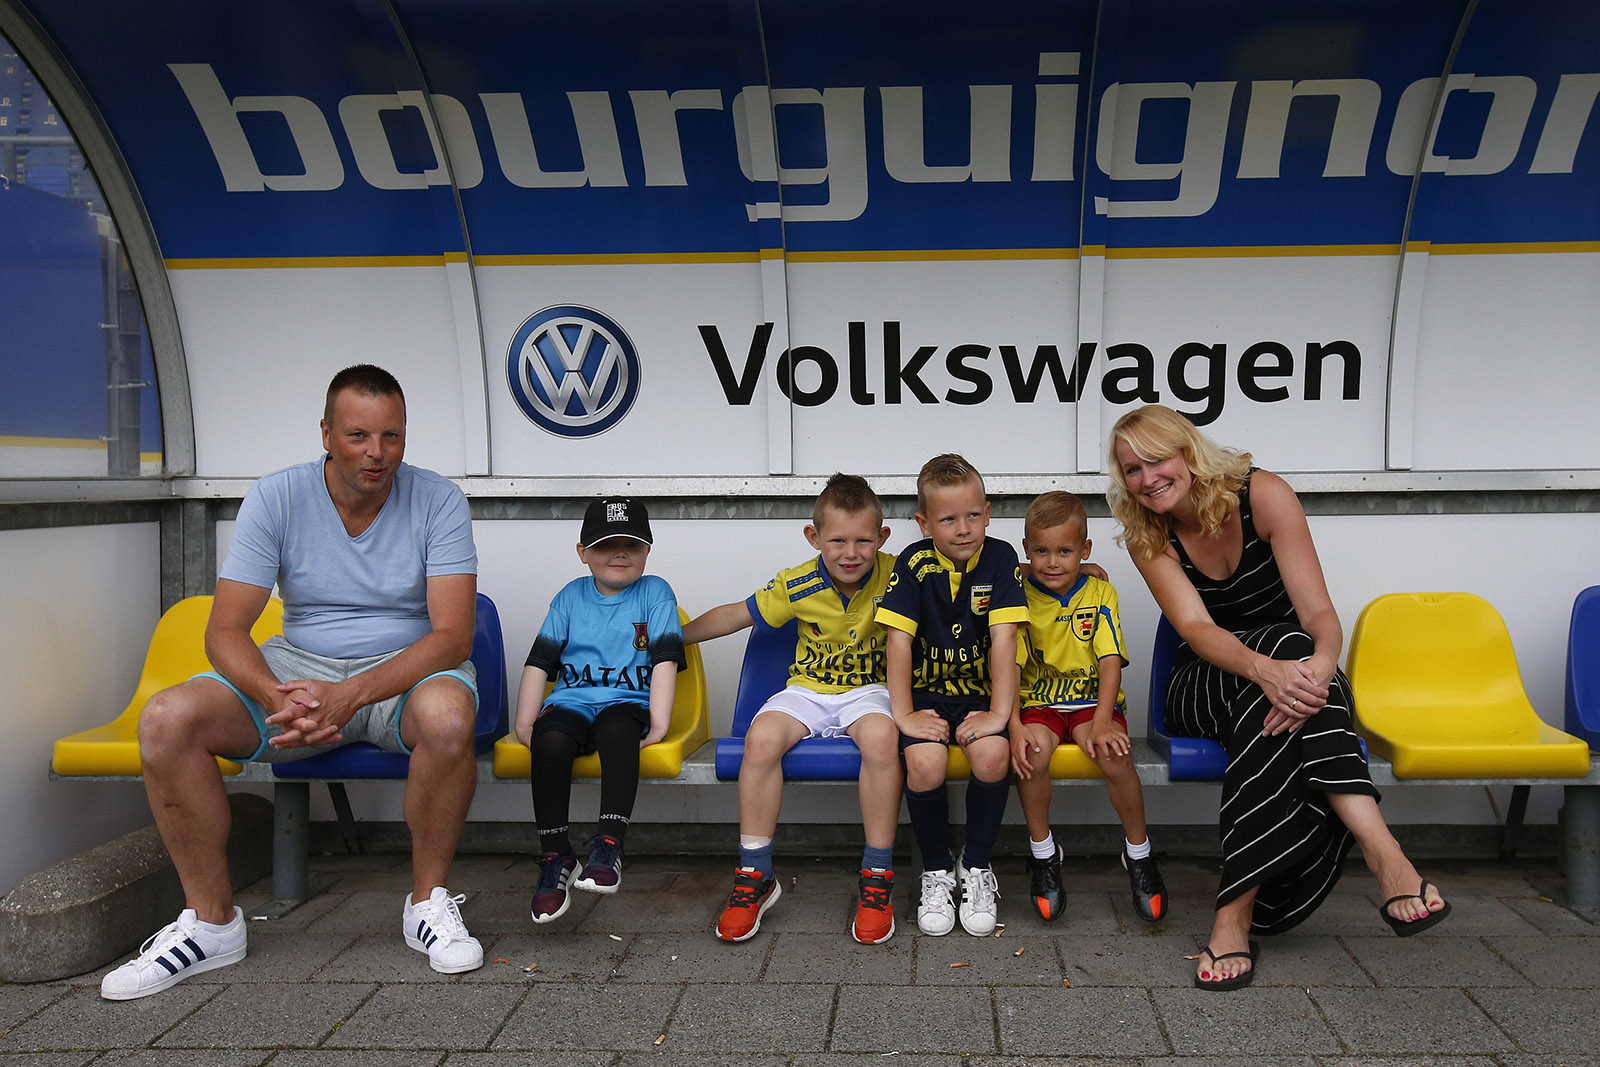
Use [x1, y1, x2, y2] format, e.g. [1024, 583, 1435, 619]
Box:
[640, 722, 668, 748]
[897, 708, 949, 742]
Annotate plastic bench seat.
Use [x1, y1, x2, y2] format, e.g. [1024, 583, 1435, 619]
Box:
[1146, 615, 1230, 781]
[1347, 592, 1591, 779]
[492, 608, 709, 779]
[52, 595, 285, 777]
[713, 619, 1102, 781]
[275, 592, 508, 779]
[1565, 586, 1600, 748]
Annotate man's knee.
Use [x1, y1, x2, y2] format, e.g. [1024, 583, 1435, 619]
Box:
[404, 679, 476, 753]
[140, 680, 248, 761]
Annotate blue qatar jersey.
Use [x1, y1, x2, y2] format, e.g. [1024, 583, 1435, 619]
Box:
[525, 574, 686, 720]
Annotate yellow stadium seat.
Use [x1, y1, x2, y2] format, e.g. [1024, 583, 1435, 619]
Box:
[1346, 592, 1590, 779]
[945, 741, 1102, 780]
[493, 608, 710, 779]
[52, 595, 285, 777]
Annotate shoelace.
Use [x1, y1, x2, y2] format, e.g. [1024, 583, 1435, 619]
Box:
[727, 871, 768, 908]
[965, 867, 999, 909]
[586, 836, 621, 870]
[858, 873, 892, 911]
[535, 854, 570, 891]
[1127, 857, 1161, 895]
[921, 871, 956, 910]
[421, 892, 470, 939]
[133, 916, 196, 964]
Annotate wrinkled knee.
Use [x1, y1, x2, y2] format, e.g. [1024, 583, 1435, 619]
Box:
[852, 716, 900, 766]
[743, 719, 793, 767]
[404, 684, 475, 756]
[903, 747, 946, 791]
[139, 684, 211, 761]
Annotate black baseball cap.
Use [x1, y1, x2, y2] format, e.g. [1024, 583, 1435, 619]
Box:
[580, 497, 653, 547]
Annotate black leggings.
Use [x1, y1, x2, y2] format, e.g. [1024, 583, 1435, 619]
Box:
[529, 704, 646, 852]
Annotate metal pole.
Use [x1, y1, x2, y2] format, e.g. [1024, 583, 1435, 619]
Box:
[1564, 784, 1600, 920]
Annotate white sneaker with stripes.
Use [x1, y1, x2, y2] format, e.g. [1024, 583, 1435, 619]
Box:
[100, 906, 246, 1000]
[402, 887, 483, 973]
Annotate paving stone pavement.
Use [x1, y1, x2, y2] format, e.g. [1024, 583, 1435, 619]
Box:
[2, 853, 1595, 1066]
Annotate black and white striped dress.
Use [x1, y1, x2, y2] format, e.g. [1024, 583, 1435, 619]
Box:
[1166, 470, 1378, 935]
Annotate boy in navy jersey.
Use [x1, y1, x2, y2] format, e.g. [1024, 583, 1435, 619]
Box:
[1012, 492, 1168, 924]
[876, 455, 1027, 937]
[514, 498, 685, 923]
[686, 474, 902, 944]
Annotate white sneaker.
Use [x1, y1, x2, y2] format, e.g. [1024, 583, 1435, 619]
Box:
[100, 907, 246, 1000]
[403, 887, 483, 974]
[957, 856, 1000, 936]
[917, 869, 958, 936]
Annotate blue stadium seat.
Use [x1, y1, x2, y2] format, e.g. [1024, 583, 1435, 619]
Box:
[714, 619, 867, 780]
[273, 592, 507, 779]
[1565, 585, 1600, 748]
[1146, 615, 1231, 781]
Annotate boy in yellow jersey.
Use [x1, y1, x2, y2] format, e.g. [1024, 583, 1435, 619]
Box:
[1012, 492, 1168, 924]
[685, 474, 902, 944]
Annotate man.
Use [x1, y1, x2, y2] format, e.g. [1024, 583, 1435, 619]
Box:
[102, 365, 483, 1000]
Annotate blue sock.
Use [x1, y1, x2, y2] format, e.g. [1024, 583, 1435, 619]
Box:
[961, 776, 1010, 869]
[739, 841, 775, 878]
[861, 844, 895, 871]
[905, 784, 953, 871]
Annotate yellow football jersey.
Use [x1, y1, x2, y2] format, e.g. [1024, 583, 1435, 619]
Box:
[750, 550, 896, 694]
[1018, 574, 1128, 710]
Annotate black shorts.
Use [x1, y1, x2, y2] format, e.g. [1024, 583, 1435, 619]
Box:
[898, 697, 1009, 750]
[530, 703, 649, 755]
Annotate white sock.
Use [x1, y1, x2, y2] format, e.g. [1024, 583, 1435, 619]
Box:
[739, 834, 773, 851]
[1030, 833, 1056, 860]
[1125, 837, 1151, 860]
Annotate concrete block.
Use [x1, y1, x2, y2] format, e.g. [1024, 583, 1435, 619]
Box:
[0, 793, 273, 982]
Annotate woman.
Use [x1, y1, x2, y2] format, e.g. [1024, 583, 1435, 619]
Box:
[1107, 405, 1449, 990]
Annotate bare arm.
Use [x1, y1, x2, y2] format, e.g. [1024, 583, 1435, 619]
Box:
[204, 577, 284, 712]
[682, 600, 755, 645]
[267, 572, 477, 748]
[642, 659, 677, 747]
[885, 625, 947, 741]
[513, 664, 550, 747]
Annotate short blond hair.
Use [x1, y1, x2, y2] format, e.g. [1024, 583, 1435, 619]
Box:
[1024, 491, 1088, 542]
[813, 472, 883, 527]
[1107, 404, 1252, 560]
[916, 453, 985, 515]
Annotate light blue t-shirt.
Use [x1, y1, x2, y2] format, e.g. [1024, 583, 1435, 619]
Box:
[220, 457, 477, 658]
[525, 574, 686, 720]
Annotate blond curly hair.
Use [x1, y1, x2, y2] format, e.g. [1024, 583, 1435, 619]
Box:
[1107, 405, 1252, 560]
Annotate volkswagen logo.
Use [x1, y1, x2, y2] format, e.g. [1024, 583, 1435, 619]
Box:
[505, 305, 641, 437]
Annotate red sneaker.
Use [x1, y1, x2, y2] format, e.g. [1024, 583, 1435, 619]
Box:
[715, 866, 781, 942]
[851, 868, 896, 944]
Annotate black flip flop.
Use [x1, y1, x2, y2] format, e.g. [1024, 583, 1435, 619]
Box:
[1193, 940, 1258, 991]
[1379, 880, 1452, 936]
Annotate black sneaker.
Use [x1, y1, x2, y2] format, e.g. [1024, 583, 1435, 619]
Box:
[1028, 844, 1066, 921]
[574, 834, 623, 894]
[1122, 851, 1168, 922]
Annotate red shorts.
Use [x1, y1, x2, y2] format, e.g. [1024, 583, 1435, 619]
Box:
[1019, 704, 1128, 745]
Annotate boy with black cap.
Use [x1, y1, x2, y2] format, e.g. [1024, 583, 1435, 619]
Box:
[514, 498, 686, 923]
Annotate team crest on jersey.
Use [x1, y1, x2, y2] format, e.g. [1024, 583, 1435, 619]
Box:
[633, 622, 649, 651]
[971, 584, 993, 614]
[1074, 608, 1097, 640]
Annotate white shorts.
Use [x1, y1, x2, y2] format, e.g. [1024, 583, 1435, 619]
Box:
[754, 683, 893, 739]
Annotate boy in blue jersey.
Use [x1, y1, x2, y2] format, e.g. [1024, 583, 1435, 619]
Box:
[876, 454, 1027, 937]
[1012, 492, 1167, 924]
[514, 498, 685, 923]
[685, 474, 902, 945]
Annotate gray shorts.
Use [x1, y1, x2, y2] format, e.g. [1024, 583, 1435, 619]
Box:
[195, 634, 478, 764]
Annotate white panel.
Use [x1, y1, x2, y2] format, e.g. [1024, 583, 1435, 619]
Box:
[784, 259, 1080, 476]
[480, 263, 770, 476]
[1411, 252, 1600, 470]
[1097, 255, 1396, 472]
[0, 524, 160, 895]
[169, 267, 471, 477]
